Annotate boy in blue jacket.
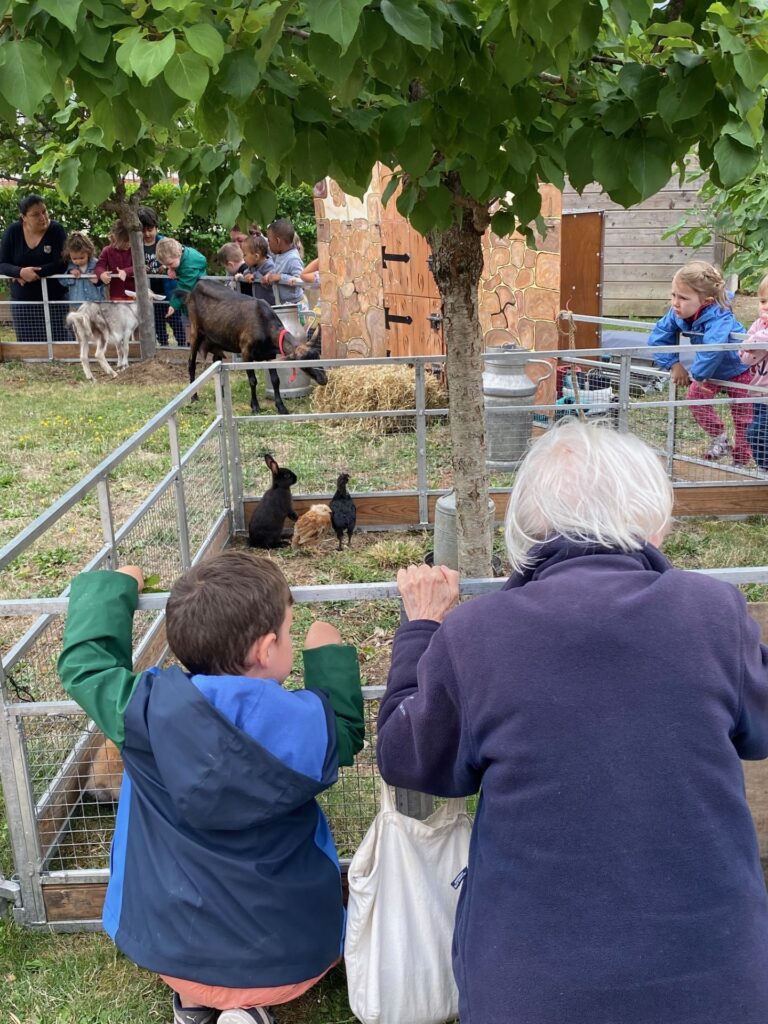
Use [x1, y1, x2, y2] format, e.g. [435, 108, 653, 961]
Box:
[648, 260, 753, 464]
[58, 550, 364, 1024]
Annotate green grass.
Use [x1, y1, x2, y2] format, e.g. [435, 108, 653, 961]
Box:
[2, 360, 768, 1023]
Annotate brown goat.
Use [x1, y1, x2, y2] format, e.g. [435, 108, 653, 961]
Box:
[182, 280, 326, 414]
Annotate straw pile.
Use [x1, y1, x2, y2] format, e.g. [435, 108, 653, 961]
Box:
[310, 364, 448, 432]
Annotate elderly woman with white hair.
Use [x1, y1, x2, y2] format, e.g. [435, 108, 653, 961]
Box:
[377, 420, 768, 1024]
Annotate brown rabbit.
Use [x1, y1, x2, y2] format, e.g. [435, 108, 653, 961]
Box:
[85, 737, 124, 803]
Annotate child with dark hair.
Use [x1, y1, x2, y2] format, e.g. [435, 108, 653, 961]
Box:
[237, 234, 277, 304]
[137, 206, 187, 347]
[58, 550, 364, 1024]
[94, 221, 135, 301]
[265, 219, 305, 304]
[63, 231, 104, 305]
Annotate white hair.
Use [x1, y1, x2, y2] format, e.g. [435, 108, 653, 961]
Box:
[504, 420, 673, 573]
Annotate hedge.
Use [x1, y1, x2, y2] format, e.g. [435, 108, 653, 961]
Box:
[0, 182, 317, 265]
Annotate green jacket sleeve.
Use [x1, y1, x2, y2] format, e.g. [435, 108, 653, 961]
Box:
[57, 572, 141, 748]
[170, 248, 208, 310]
[303, 644, 364, 767]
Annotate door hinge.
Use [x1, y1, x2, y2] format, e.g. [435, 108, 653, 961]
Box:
[384, 307, 413, 329]
[382, 246, 411, 269]
[427, 312, 443, 330]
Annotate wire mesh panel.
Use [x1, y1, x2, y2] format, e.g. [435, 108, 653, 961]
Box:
[182, 428, 227, 557]
[115, 486, 184, 588]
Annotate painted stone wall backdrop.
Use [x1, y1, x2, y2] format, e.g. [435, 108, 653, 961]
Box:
[313, 170, 386, 358]
[480, 185, 562, 357]
[315, 167, 561, 362]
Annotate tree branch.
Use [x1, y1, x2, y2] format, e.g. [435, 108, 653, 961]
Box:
[284, 26, 309, 39]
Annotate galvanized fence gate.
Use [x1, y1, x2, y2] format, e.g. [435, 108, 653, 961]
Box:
[2, 339, 768, 928]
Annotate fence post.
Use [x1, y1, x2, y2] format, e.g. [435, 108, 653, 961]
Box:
[666, 375, 678, 477]
[618, 353, 631, 433]
[222, 366, 245, 533]
[415, 360, 429, 526]
[41, 278, 53, 359]
[97, 478, 117, 569]
[168, 413, 192, 570]
[0, 668, 46, 924]
[213, 364, 232, 518]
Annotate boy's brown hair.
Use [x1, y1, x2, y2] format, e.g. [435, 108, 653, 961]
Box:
[242, 234, 269, 259]
[165, 550, 293, 676]
[64, 231, 95, 260]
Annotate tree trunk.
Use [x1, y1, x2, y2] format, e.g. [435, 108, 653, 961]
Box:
[428, 211, 493, 578]
[113, 202, 155, 361]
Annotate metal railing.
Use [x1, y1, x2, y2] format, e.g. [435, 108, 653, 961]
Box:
[2, 337, 768, 927]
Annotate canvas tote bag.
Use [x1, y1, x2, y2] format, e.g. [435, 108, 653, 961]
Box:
[345, 782, 472, 1024]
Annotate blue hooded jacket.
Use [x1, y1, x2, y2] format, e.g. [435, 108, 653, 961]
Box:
[58, 571, 364, 988]
[648, 302, 748, 381]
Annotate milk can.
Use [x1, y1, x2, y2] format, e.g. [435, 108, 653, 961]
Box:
[263, 303, 313, 399]
[483, 344, 554, 471]
[433, 489, 497, 570]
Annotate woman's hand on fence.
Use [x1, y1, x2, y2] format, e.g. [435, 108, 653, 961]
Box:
[670, 362, 690, 387]
[304, 620, 342, 649]
[397, 564, 460, 623]
[19, 266, 41, 283]
[116, 565, 144, 592]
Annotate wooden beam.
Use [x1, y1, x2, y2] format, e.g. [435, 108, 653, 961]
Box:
[0, 342, 142, 361]
[244, 484, 768, 530]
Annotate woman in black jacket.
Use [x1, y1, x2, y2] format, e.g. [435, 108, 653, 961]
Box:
[0, 194, 67, 344]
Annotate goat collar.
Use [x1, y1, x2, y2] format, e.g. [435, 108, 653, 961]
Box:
[277, 328, 297, 383]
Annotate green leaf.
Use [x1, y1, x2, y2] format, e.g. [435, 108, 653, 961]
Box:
[380, 0, 433, 48]
[565, 125, 595, 191]
[734, 49, 768, 92]
[38, 0, 82, 32]
[164, 51, 210, 101]
[78, 18, 111, 62]
[306, 0, 367, 53]
[379, 103, 416, 151]
[115, 28, 141, 76]
[0, 40, 53, 117]
[399, 123, 434, 178]
[243, 103, 295, 181]
[713, 134, 760, 188]
[290, 127, 332, 186]
[183, 22, 225, 69]
[646, 20, 694, 37]
[491, 209, 517, 238]
[218, 51, 261, 100]
[58, 157, 79, 198]
[129, 32, 176, 87]
[217, 191, 242, 230]
[166, 194, 186, 228]
[627, 136, 671, 199]
[141, 573, 163, 593]
[78, 167, 114, 206]
[657, 64, 715, 126]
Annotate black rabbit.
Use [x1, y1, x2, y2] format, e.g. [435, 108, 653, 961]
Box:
[248, 454, 298, 548]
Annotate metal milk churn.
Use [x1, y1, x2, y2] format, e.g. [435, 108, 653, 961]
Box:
[433, 489, 496, 570]
[264, 303, 313, 399]
[483, 344, 554, 471]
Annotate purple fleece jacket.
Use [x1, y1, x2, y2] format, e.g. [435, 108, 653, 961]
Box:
[377, 539, 768, 1024]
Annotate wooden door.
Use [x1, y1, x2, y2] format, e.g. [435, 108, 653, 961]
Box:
[380, 174, 444, 357]
[560, 211, 603, 349]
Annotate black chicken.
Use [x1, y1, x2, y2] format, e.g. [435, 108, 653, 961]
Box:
[330, 472, 356, 550]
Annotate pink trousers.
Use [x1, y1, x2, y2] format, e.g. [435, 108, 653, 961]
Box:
[687, 370, 753, 460]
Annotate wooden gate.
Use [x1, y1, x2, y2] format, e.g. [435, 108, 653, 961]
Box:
[560, 210, 604, 349]
[380, 181, 444, 357]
